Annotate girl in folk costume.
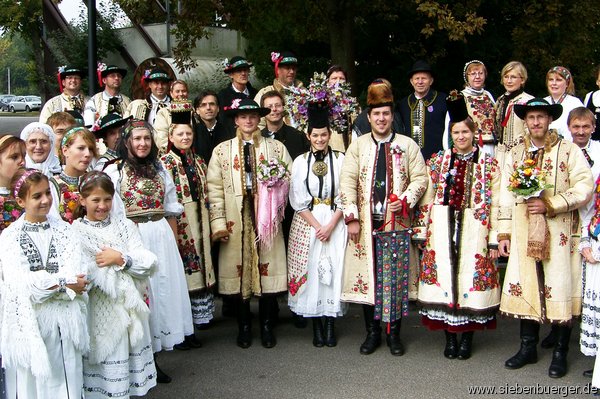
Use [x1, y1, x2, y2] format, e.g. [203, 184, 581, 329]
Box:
[19, 123, 61, 177]
[207, 99, 292, 349]
[159, 102, 216, 348]
[0, 168, 89, 398]
[443, 60, 496, 156]
[92, 114, 131, 172]
[544, 66, 584, 141]
[50, 127, 98, 224]
[72, 171, 157, 398]
[414, 92, 501, 360]
[104, 119, 192, 383]
[288, 102, 348, 347]
[0, 135, 26, 234]
[493, 61, 534, 168]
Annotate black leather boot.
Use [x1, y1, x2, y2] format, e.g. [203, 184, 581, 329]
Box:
[236, 299, 252, 349]
[541, 324, 559, 349]
[259, 296, 277, 348]
[386, 319, 405, 356]
[154, 354, 172, 384]
[359, 305, 381, 355]
[457, 331, 474, 360]
[324, 317, 337, 347]
[312, 317, 325, 347]
[548, 325, 571, 378]
[505, 320, 539, 369]
[444, 330, 458, 359]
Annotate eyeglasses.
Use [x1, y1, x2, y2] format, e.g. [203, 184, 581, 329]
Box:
[468, 72, 485, 77]
[27, 139, 50, 146]
[503, 75, 522, 81]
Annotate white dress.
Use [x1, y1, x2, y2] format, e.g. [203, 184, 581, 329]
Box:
[72, 216, 158, 398]
[0, 215, 88, 399]
[544, 94, 584, 142]
[105, 163, 194, 352]
[287, 150, 348, 317]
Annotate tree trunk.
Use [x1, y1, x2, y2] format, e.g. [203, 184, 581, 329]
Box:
[326, 0, 356, 95]
[29, 25, 49, 100]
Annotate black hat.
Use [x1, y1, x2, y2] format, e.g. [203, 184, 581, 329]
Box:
[170, 101, 193, 125]
[407, 60, 434, 79]
[513, 98, 563, 120]
[446, 90, 470, 123]
[307, 102, 330, 131]
[271, 51, 298, 66]
[66, 110, 85, 127]
[224, 98, 270, 118]
[93, 114, 132, 139]
[100, 65, 127, 79]
[224, 56, 253, 74]
[143, 67, 173, 82]
[58, 66, 85, 80]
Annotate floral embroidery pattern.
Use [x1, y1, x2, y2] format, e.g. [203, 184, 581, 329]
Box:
[559, 161, 567, 173]
[508, 282, 523, 297]
[471, 253, 499, 291]
[419, 249, 439, 286]
[233, 155, 240, 171]
[258, 262, 269, 276]
[559, 232, 568, 246]
[354, 242, 366, 259]
[122, 166, 165, 212]
[226, 220, 235, 233]
[0, 196, 22, 232]
[57, 181, 79, 224]
[544, 285, 552, 299]
[288, 273, 307, 296]
[353, 273, 368, 294]
[543, 158, 553, 176]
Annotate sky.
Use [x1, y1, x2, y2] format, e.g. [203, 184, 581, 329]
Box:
[57, 0, 130, 27]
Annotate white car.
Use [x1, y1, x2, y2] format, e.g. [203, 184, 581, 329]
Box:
[9, 96, 42, 112]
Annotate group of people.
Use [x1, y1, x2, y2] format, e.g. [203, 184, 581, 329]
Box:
[1, 51, 600, 398]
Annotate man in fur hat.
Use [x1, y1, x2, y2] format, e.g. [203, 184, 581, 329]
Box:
[339, 79, 428, 356]
[498, 98, 593, 378]
[126, 67, 173, 125]
[40, 66, 89, 124]
[206, 98, 292, 349]
[83, 63, 130, 126]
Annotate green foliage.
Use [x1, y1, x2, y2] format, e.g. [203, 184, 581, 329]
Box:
[0, 36, 38, 95]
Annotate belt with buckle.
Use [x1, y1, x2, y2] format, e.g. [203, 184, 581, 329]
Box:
[312, 197, 332, 206]
[129, 213, 164, 223]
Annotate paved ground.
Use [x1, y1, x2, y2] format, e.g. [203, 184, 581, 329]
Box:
[0, 115, 39, 136]
[145, 300, 596, 399]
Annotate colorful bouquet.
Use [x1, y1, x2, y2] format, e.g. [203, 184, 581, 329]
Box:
[286, 72, 358, 132]
[508, 159, 553, 199]
[256, 157, 290, 250]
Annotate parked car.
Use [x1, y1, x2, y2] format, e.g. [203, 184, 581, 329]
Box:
[8, 96, 41, 112]
[0, 94, 15, 112]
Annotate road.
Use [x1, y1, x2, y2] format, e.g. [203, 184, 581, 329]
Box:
[0, 114, 39, 136]
[145, 300, 596, 399]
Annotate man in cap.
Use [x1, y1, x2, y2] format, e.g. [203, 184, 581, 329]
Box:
[398, 60, 447, 159]
[218, 56, 258, 136]
[83, 63, 130, 126]
[339, 80, 428, 356]
[40, 66, 89, 124]
[206, 98, 292, 349]
[92, 113, 132, 171]
[498, 98, 593, 378]
[254, 51, 303, 130]
[126, 67, 173, 125]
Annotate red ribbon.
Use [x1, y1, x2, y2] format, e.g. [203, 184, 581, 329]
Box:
[97, 69, 104, 88]
[57, 71, 63, 93]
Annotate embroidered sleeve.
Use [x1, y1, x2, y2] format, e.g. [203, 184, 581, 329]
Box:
[206, 145, 228, 237]
[289, 155, 312, 212]
[339, 141, 360, 223]
[401, 139, 429, 208]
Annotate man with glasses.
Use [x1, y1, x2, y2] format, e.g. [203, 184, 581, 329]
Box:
[40, 66, 89, 124]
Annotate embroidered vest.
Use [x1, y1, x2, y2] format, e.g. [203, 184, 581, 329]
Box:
[120, 164, 166, 218]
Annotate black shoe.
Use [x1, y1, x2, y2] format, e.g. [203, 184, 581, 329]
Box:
[324, 317, 337, 347]
[237, 324, 252, 349]
[184, 334, 203, 349]
[584, 369, 594, 378]
[548, 350, 568, 378]
[457, 332, 474, 360]
[260, 323, 276, 348]
[541, 325, 558, 349]
[313, 318, 325, 348]
[293, 313, 308, 328]
[505, 342, 538, 369]
[360, 305, 381, 355]
[154, 359, 172, 384]
[173, 341, 191, 351]
[387, 320, 404, 356]
[444, 331, 458, 359]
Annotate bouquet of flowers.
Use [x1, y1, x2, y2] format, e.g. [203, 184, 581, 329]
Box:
[256, 157, 290, 249]
[286, 72, 358, 132]
[508, 159, 553, 199]
[508, 158, 553, 261]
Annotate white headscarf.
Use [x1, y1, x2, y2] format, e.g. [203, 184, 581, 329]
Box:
[19, 122, 62, 177]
